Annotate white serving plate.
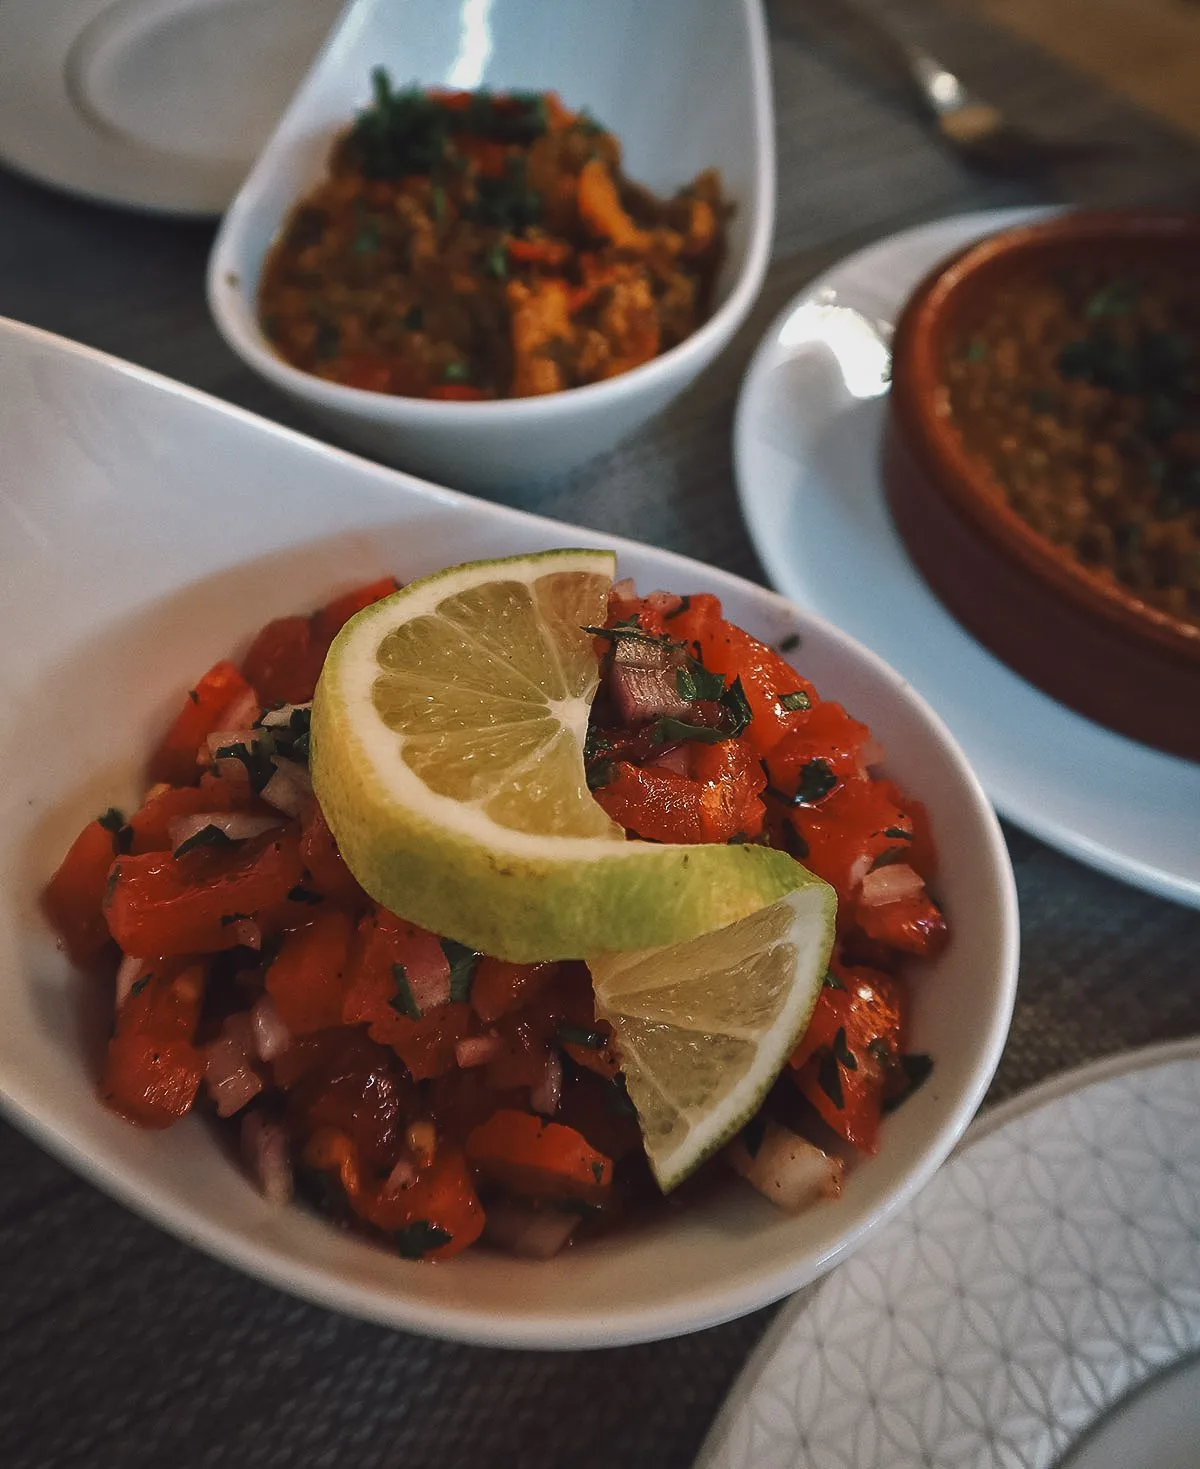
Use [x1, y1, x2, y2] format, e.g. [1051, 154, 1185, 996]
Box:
[735, 207, 1200, 910]
[0, 317, 1017, 1348]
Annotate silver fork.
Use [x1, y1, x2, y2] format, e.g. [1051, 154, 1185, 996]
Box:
[818, 0, 1111, 172]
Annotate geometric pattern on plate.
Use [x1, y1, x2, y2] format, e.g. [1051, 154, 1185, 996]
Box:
[697, 1047, 1200, 1469]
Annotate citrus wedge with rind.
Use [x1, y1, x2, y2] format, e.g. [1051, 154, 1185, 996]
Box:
[310, 549, 811, 962]
[589, 881, 836, 1191]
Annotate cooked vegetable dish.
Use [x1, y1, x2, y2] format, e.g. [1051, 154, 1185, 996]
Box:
[944, 259, 1200, 630]
[258, 76, 729, 400]
[43, 575, 946, 1262]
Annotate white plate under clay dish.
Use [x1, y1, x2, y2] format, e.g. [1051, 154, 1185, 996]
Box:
[697, 1038, 1200, 1469]
[735, 206, 1200, 910]
[0, 0, 344, 214]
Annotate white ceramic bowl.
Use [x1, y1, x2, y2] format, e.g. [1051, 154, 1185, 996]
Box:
[207, 0, 775, 493]
[0, 318, 1019, 1349]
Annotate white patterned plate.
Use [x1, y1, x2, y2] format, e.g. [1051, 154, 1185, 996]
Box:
[697, 1039, 1200, 1469]
[734, 207, 1200, 910]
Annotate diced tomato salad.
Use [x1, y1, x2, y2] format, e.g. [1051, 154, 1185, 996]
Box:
[41, 573, 946, 1262]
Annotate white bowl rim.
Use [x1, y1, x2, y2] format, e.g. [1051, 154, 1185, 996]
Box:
[206, 0, 777, 426]
[0, 316, 1019, 1349]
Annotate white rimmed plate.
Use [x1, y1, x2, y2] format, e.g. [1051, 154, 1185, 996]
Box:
[0, 0, 343, 215]
[0, 316, 1016, 1348]
[734, 207, 1200, 910]
[697, 1037, 1200, 1469]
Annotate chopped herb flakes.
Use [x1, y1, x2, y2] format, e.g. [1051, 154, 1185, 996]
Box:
[778, 690, 811, 712]
[883, 1053, 934, 1114]
[174, 825, 235, 858]
[396, 1220, 453, 1259]
[675, 661, 725, 704]
[286, 885, 324, 905]
[822, 969, 845, 991]
[97, 807, 125, 836]
[441, 939, 480, 1003]
[130, 974, 152, 997]
[794, 758, 838, 807]
[389, 963, 422, 1020]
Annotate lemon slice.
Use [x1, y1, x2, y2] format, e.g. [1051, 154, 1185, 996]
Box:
[310, 550, 810, 961]
[589, 883, 835, 1191]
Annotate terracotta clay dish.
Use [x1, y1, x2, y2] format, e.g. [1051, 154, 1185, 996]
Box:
[883, 210, 1200, 762]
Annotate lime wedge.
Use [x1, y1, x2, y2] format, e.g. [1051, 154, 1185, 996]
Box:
[310, 550, 810, 961]
[590, 883, 836, 1191]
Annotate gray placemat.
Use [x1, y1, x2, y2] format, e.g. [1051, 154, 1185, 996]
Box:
[2, 4, 1199, 1466]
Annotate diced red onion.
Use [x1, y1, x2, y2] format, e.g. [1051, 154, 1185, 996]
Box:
[848, 853, 874, 892]
[530, 1051, 563, 1116]
[205, 1015, 263, 1118]
[218, 686, 260, 734]
[406, 1121, 436, 1166]
[651, 744, 691, 776]
[643, 590, 684, 618]
[382, 1156, 418, 1196]
[610, 578, 637, 600]
[250, 995, 292, 1062]
[859, 736, 886, 771]
[168, 811, 283, 851]
[230, 919, 262, 950]
[241, 1112, 293, 1206]
[483, 1201, 580, 1260]
[260, 759, 313, 818]
[205, 729, 265, 759]
[728, 1120, 843, 1213]
[455, 1034, 504, 1069]
[610, 665, 691, 725]
[114, 953, 146, 1010]
[408, 967, 451, 1015]
[258, 702, 311, 730]
[859, 862, 925, 907]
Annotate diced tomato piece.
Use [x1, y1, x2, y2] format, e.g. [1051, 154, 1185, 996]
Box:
[466, 1109, 613, 1205]
[765, 701, 872, 793]
[149, 660, 255, 787]
[240, 616, 322, 707]
[855, 890, 948, 958]
[594, 739, 765, 844]
[471, 958, 557, 1023]
[790, 965, 903, 1154]
[279, 1029, 411, 1171]
[103, 1034, 206, 1129]
[692, 618, 819, 758]
[878, 783, 938, 881]
[359, 1147, 485, 1258]
[101, 959, 207, 1128]
[310, 577, 400, 650]
[103, 832, 304, 956]
[41, 817, 118, 965]
[298, 806, 366, 904]
[265, 907, 355, 1035]
[126, 773, 256, 854]
[787, 777, 913, 913]
[342, 910, 468, 1078]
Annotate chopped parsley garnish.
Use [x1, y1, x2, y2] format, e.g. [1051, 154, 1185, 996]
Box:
[351, 219, 380, 254]
[590, 1162, 605, 1184]
[650, 717, 728, 746]
[720, 677, 753, 738]
[582, 623, 678, 648]
[778, 690, 811, 712]
[174, 824, 235, 858]
[441, 938, 480, 1003]
[484, 240, 508, 280]
[130, 974, 152, 997]
[396, 1220, 453, 1259]
[663, 596, 691, 620]
[214, 737, 276, 793]
[822, 969, 845, 990]
[219, 911, 252, 926]
[586, 758, 615, 791]
[389, 963, 422, 1020]
[817, 1027, 859, 1110]
[97, 807, 125, 836]
[442, 360, 470, 384]
[557, 1024, 606, 1049]
[794, 758, 838, 807]
[882, 827, 912, 841]
[675, 660, 725, 703]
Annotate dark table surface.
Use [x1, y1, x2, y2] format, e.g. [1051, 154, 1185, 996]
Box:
[3, 4, 1200, 1467]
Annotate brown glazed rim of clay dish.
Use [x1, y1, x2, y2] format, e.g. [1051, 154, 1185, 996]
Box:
[882, 209, 1200, 762]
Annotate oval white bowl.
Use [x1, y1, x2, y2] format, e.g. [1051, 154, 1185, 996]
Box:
[206, 0, 776, 493]
[0, 317, 1018, 1348]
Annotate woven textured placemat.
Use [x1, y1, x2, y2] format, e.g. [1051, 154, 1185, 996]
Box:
[2, 4, 1199, 1466]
